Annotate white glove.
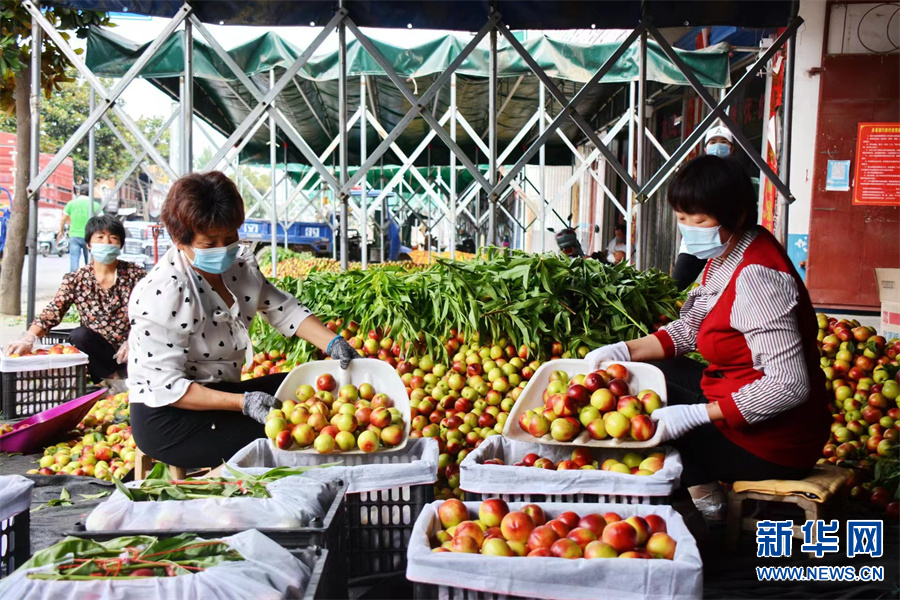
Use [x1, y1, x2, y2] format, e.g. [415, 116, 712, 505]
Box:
[585, 341, 630, 371]
[5, 332, 36, 357]
[115, 343, 129, 365]
[650, 404, 711, 442]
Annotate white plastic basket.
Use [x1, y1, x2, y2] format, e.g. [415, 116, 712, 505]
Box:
[502, 359, 667, 448]
[274, 358, 410, 454]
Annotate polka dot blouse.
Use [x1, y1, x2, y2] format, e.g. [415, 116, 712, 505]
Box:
[126, 246, 311, 407]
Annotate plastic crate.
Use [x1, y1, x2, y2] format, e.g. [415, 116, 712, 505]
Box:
[346, 481, 433, 583]
[414, 583, 531, 600]
[40, 328, 72, 345]
[0, 509, 30, 579]
[290, 547, 344, 600]
[69, 480, 348, 552]
[1, 365, 88, 419]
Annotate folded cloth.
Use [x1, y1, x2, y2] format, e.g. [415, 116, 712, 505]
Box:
[731, 465, 850, 503]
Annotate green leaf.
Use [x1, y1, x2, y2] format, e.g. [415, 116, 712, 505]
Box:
[79, 491, 110, 500]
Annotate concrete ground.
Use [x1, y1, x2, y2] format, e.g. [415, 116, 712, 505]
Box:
[0, 254, 74, 347]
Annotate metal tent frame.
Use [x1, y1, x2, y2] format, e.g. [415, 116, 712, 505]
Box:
[21, 0, 800, 322]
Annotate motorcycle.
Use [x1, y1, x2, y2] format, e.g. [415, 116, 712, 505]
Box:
[38, 230, 68, 257]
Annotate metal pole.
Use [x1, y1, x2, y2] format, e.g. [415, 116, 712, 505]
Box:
[538, 82, 546, 253]
[779, 29, 796, 246]
[26, 2, 41, 323]
[487, 23, 498, 247]
[183, 19, 193, 175]
[759, 60, 773, 226]
[450, 74, 457, 260]
[88, 88, 96, 215]
[635, 30, 647, 269]
[269, 69, 278, 278]
[625, 81, 635, 265]
[338, 14, 349, 271]
[360, 75, 368, 269]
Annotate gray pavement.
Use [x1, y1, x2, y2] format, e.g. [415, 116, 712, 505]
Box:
[0, 253, 74, 347]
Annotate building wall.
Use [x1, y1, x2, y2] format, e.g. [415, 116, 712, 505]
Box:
[0, 131, 75, 210]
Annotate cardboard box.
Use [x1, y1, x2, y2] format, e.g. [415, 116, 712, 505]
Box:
[875, 268, 900, 340]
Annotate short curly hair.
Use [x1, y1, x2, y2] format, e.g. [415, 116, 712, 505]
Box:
[161, 171, 245, 245]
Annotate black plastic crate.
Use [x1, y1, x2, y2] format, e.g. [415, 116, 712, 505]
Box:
[345, 482, 433, 583]
[290, 547, 345, 600]
[40, 328, 73, 345]
[1, 365, 88, 419]
[1, 509, 30, 579]
[68, 480, 348, 551]
[414, 582, 539, 600]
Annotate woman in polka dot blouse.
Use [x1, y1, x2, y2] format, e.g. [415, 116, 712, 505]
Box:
[126, 172, 357, 468]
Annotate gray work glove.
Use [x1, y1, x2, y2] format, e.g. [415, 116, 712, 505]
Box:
[327, 335, 358, 369]
[242, 391, 282, 424]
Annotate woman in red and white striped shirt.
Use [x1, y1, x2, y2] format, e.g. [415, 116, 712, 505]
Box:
[587, 156, 830, 492]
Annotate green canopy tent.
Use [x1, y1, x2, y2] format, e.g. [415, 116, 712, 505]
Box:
[85, 28, 730, 167]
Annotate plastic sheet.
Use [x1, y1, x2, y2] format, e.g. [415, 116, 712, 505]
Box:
[407, 501, 703, 600]
[1, 345, 88, 373]
[0, 529, 311, 600]
[85, 477, 329, 531]
[460, 436, 682, 497]
[227, 437, 439, 493]
[0, 475, 34, 521]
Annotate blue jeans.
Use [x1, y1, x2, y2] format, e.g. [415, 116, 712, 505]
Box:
[69, 236, 89, 272]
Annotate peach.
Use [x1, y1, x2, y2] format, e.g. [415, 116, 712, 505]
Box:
[557, 511, 580, 529]
[590, 389, 617, 412]
[617, 396, 642, 419]
[603, 411, 630, 438]
[546, 519, 569, 539]
[629, 415, 656, 441]
[618, 551, 646, 559]
[625, 516, 651, 546]
[527, 525, 560, 550]
[603, 512, 623, 523]
[644, 514, 667, 535]
[570, 447, 593, 467]
[455, 521, 485, 546]
[550, 538, 583, 559]
[481, 537, 514, 556]
[577, 514, 607, 538]
[646, 532, 677, 560]
[438, 499, 469, 528]
[507, 541, 528, 556]
[527, 547, 551, 557]
[584, 540, 618, 559]
[587, 419, 607, 440]
[602, 521, 638, 553]
[521, 504, 546, 526]
[500, 511, 536, 544]
[449, 535, 480, 553]
[567, 527, 598, 549]
[639, 456, 664, 473]
[478, 498, 510, 528]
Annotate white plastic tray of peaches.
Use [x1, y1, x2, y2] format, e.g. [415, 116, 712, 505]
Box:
[501, 360, 667, 449]
[0, 343, 88, 373]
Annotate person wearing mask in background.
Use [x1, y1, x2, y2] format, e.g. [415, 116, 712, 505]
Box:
[6, 216, 144, 392]
[60, 183, 102, 272]
[671, 125, 735, 290]
[606, 224, 628, 264]
[586, 156, 828, 520]
[127, 171, 358, 468]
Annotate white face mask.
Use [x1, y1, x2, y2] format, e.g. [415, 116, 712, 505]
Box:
[677, 223, 732, 260]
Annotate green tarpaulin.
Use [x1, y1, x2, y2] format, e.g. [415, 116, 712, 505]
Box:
[87, 28, 730, 167]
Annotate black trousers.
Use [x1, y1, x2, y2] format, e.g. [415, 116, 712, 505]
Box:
[69, 326, 124, 383]
[672, 253, 707, 291]
[650, 357, 812, 487]
[131, 373, 287, 468]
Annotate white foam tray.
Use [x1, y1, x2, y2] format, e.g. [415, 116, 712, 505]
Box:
[274, 358, 411, 454]
[502, 359, 668, 449]
[0, 344, 89, 373]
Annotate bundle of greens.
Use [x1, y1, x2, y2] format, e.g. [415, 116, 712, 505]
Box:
[112, 462, 337, 502]
[26, 534, 241, 580]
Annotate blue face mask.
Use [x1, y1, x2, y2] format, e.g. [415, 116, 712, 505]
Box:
[90, 243, 121, 265]
[678, 223, 732, 260]
[706, 143, 731, 157]
[189, 241, 240, 274]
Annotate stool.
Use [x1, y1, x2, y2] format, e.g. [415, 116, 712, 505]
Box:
[132, 446, 217, 480]
[726, 464, 850, 554]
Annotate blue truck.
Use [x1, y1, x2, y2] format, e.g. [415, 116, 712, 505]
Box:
[238, 219, 333, 256]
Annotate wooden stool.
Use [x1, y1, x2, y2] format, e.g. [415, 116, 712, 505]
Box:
[132, 446, 216, 480]
[133, 446, 153, 480]
[726, 464, 850, 554]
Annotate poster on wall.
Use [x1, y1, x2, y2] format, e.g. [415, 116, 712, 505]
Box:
[852, 123, 900, 206]
[760, 46, 785, 233]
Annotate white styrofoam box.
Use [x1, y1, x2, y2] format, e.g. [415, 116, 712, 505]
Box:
[502, 359, 667, 449]
[275, 358, 410, 454]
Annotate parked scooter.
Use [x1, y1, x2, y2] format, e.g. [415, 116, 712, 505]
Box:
[38, 229, 68, 257]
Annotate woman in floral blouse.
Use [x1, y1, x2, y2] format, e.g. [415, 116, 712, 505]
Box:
[5, 215, 145, 388]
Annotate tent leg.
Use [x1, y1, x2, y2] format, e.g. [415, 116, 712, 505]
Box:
[360, 75, 368, 269]
[183, 18, 193, 175]
[26, 0, 41, 324]
[779, 23, 797, 245]
[626, 81, 635, 265]
[338, 13, 349, 271]
[487, 22, 497, 247]
[635, 29, 647, 269]
[269, 69, 278, 278]
[538, 82, 546, 254]
[450, 74, 457, 260]
[89, 89, 97, 214]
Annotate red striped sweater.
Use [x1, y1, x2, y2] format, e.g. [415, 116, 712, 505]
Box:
[653, 226, 830, 467]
